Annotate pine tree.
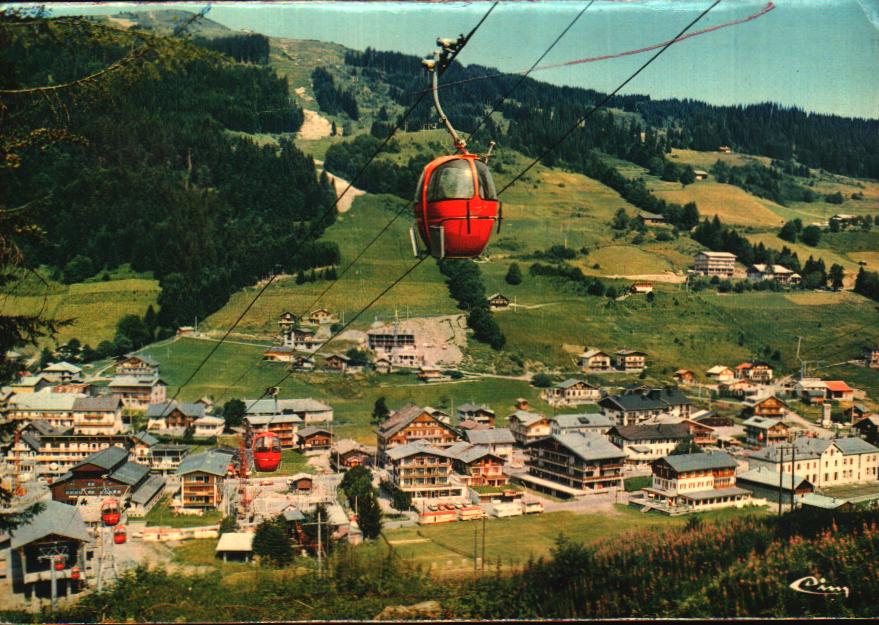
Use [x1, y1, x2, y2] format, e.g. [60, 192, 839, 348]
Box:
[828, 264, 845, 290]
[371, 397, 390, 425]
[253, 516, 293, 566]
[505, 262, 523, 285]
[356, 491, 382, 540]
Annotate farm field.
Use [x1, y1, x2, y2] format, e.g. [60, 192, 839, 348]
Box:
[139, 496, 223, 528]
[0, 276, 160, 347]
[479, 264, 879, 377]
[203, 194, 459, 337]
[381, 504, 770, 573]
[650, 179, 786, 229]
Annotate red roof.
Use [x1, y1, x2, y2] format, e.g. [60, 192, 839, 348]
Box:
[824, 381, 853, 393]
[736, 363, 752, 370]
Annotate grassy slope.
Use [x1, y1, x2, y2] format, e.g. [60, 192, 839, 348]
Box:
[143, 336, 556, 443]
[0, 275, 160, 347]
[381, 504, 769, 572]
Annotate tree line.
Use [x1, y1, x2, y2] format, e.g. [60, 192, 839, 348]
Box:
[311, 67, 360, 120]
[344, 47, 879, 180]
[437, 259, 506, 350]
[193, 33, 270, 64]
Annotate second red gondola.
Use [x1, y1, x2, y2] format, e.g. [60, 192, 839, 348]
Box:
[252, 431, 282, 472]
[100, 498, 121, 527]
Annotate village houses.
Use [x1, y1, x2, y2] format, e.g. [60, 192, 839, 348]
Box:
[521, 433, 625, 497]
[176, 450, 229, 510]
[49, 446, 165, 516]
[614, 350, 647, 372]
[543, 379, 601, 406]
[742, 416, 791, 446]
[455, 403, 495, 426]
[736, 466, 815, 505]
[634, 452, 752, 514]
[747, 264, 801, 285]
[608, 423, 692, 465]
[462, 428, 516, 462]
[693, 251, 736, 277]
[706, 365, 736, 382]
[550, 413, 614, 437]
[748, 437, 879, 488]
[486, 293, 511, 310]
[108, 375, 167, 411]
[443, 442, 507, 488]
[375, 404, 461, 464]
[114, 353, 160, 379]
[741, 395, 788, 420]
[578, 348, 612, 372]
[506, 407, 552, 446]
[39, 362, 83, 385]
[598, 387, 693, 426]
[384, 443, 465, 503]
[853, 415, 879, 447]
[297, 426, 332, 450]
[736, 362, 774, 383]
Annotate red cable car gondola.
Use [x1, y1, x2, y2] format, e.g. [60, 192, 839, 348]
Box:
[53, 556, 65, 571]
[70, 566, 81, 581]
[411, 37, 501, 259]
[114, 525, 127, 545]
[252, 431, 282, 473]
[100, 498, 121, 527]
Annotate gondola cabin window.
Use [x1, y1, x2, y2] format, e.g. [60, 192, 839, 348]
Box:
[428, 159, 475, 201]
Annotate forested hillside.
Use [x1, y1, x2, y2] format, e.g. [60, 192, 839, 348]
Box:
[345, 47, 879, 179]
[1, 15, 336, 330]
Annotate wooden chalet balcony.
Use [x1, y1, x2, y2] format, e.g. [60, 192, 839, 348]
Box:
[183, 484, 217, 493]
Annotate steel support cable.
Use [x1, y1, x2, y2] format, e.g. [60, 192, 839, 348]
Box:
[497, 0, 723, 197]
[244, 256, 427, 414]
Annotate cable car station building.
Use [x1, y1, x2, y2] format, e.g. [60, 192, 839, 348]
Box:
[1, 501, 91, 604]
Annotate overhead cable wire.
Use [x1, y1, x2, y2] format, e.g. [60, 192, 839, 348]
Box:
[497, 0, 723, 197]
[244, 256, 427, 414]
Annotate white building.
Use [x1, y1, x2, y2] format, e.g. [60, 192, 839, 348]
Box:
[693, 251, 736, 277]
[748, 437, 879, 489]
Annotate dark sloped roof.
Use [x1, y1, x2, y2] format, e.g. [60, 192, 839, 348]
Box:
[109, 461, 151, 486]
[130, 430, 159, 447]
[645, 387, 692, 406]
[528, 433, 624, 462]
[599, 394, 665, 412]
[131, 474, 165, 504]
[10, 501, 91, 549]
[610, 423, 691, 442]
[464, 428, 515, 445]
[659, 452, 736, 472]
[177, 451, 229, 476]
[298, 425, 331, 438]
[72, 396, 121, 412]
[146, 400, 205, 419]
[73, 446, 128, 472]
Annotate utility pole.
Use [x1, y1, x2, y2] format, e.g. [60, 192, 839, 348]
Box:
[790, 444, 796, 513]
[316, 509, 323, 578]
[96, 527, 104, 591]
[777, 446, 784, 517]
[38, 553, 61, 613]
[473, 522, 478, 572]
[481, 514, 486, 572]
